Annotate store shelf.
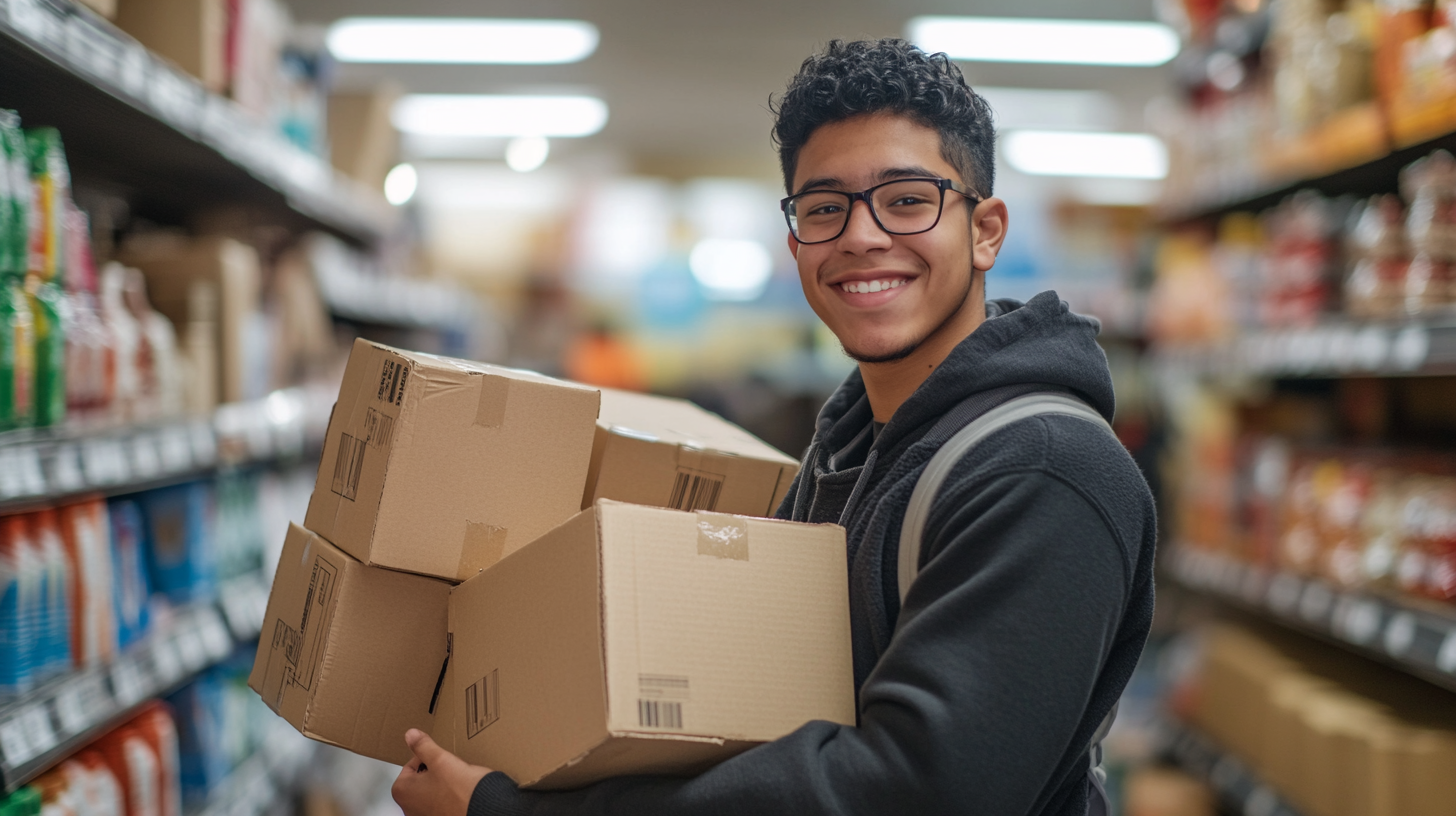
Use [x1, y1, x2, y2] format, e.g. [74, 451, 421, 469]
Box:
[1158, 717, 1304, 816]
[1171, 548, 1456, 695]
[0, 571, 270, 793]
[1158, 122, 1456, 225]
[0, 0, 394, 244]
[0, 385, 333, 514]
[1154, 318, 1456, 380]
[190, 728, 317, 816]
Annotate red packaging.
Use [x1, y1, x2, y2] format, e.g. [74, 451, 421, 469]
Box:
[131, 703, 181, 816]
[96, 725, 161, 816]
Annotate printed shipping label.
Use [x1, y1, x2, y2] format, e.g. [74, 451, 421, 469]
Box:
[363, 407, 394, 448]
[259, 555, 338, 708]
[637, 675, 688, 730]
[330, 433, 366, 501]
[465, 669, 500, 739]
[376, 358, 410, 406]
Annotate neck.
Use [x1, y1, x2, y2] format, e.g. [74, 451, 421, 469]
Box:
[859, 278, 985, 424]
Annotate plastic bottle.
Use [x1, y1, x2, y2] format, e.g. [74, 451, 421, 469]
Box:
[99, 263, 141, 423]
[1, 271, 35, 430]
[25, 129, 69, 285]
[1345, 194, 1410, 318]
[64, 205, 113, 422]
[123, 269, 179, 420]
[0, 111, 29, 276]
[0, 514, 43, 694]
[29, 509, 71, 678]
[0, 516, 25, 694]
[75, 752, 124, 816]
[107, 499, 151, 649]
[26, 274, 65, 428]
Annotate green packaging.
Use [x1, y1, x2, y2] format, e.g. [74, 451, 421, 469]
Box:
[0, 273, 35, 430]
[24, 128, 68, 285]
[0, 110, 26, 276]
[26, 275, 63, 427]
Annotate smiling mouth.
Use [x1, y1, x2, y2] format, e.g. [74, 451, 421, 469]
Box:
[837, 278, 909, 294]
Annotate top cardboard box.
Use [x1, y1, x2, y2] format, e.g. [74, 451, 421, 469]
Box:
[306, 339, 600, 582]
[587, 389, 798, 517]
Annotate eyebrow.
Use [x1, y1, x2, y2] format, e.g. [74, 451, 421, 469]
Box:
[794, 165, 944, 195]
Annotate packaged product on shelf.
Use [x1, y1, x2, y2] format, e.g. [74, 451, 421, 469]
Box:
[0, 514, 43, 694]
[585, 388, 798, 516]
[108, 499, 153, 649]
[303, 339, 600, 582]
[1400, 149, 1456, 314]
[73, 750, 126, 816]
[29, 509, 73, 680]
[166, 672, 230, 806]
[248, 523, 451, 765]
[132, 703, 183, 816]
[1262, 191, 1336, 326]
[27, 274, 66, 427]
[137, 481, 216, 603]
[64, 206, 116, 422]
[24, 128, 69, 284]
[100, 263, 143, 422]
[114, 0, 228, 92]
[0, 270, 36, 430]
[123, 268, 183, 419]
[214, 470, 263, 580]
[1345, 193, 1411, 317]
[0, 111, 29, 277]
[97, 724, 163, 816]
[0, 787, 41, 816]
[61, 499, 117, 667]
[446, 501, 854, 789]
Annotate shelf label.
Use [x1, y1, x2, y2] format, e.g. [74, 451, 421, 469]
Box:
[196, 607, 235, 659]
[1392, 326, 1430, 371]
[0, 704, 57, 767]
[65, 14, 124, 87]
[130, 433, 162, 481]
[18, 445, 44, 496]
[83, 438, 130, 485]
[0, 716, 33, 767]
[118, 42, 149, 99]
[1384, 612, 1417, 657]
[159, 426, 193, 473]
[148, 66, 201, 133]
[152, 637, 183, 685]
[190, 422, 217, 467]
[1267, 573, 1303, 616]
[172, 625, 208, 673]
[7, 0, 65, 50]
[1299, 581, 1334, 624]
[53, 674, 109, 736]
[1437, 631, 1456, 674]
[0, 448, 25, 498]
[50, 443, 85, 493]
[1338, 597, 1382, 645]
[111, 657, 148, 707]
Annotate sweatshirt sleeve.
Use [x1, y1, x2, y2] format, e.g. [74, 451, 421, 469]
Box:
[468, 469, 1130, 816]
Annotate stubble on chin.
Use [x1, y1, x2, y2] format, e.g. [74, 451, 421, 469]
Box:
[839, 272, 976, 366]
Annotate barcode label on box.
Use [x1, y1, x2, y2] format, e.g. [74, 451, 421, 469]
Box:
[330, 433, 366, 500]
[377, 359, 409, 406]
[669, 468, 724, 511]
[465, 669, 499, 739]
[364, 408, 394, 448]
[637, 700, 683, 730]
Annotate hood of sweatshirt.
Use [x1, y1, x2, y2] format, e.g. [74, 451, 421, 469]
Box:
[810, 290, 1115, 467]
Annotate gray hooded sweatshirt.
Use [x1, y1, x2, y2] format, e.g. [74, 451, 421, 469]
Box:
[469, 291, 1158, 816]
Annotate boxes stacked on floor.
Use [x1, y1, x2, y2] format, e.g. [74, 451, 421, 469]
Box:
[251, 339, 854, 785]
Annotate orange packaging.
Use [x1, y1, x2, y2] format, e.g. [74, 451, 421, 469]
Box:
[1376, 0, 1434, 108]
[96, 725, 161, 816]
[58, 499, 114, 666]
[74, 750, 125, 816]
[130, 704, 181, 816]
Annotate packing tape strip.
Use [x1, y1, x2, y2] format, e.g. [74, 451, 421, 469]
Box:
[475, 375, 510, 428]
[460, 520, 508, 576]
[695, 512, 748, 561]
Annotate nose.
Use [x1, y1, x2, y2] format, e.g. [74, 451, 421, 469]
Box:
[835, 196, 892, 253]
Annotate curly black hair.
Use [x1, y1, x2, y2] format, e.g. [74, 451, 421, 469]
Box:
[771, 39, 995, 198]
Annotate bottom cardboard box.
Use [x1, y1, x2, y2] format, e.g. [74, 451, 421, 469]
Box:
[447, 500, 855, 789]
[249, 523, 452, 765]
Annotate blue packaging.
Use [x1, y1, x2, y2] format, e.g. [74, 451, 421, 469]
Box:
[138, 481, 216, 604]
[107, 498, 152, 649]
[167, 670, 230, 806]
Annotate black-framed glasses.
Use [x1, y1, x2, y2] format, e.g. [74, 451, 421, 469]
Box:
[780, 177, 982, 244]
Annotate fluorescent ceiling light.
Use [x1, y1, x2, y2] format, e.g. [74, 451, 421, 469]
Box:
[1002, 131, 1168, 179]
[384, 163, 418, 205]
[393, 95, 608, 138]
[690, 239, 773, 302]
[506, 136, 550, 172]
[327, 17, 598, 64]
[974, 87, 1119, 131]
[908, 16, 1179, 66]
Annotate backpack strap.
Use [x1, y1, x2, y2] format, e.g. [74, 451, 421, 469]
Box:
[896, 392, 1119, 785]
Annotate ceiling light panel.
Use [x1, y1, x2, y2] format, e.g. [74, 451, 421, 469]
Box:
[393, 95, 609, 138]
[973, 87, 1120, 131]
[327, 17, 599, 64]
[908, 16, 1180, 66]
[1002, 131, 1168, 179]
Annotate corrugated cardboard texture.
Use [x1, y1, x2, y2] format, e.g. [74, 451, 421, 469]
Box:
[585, 389, 799, 517]
[305, 340, 600, 581]
[449, 510, 608, 786]
[248, 523, 451, 765]
[449, 501, 853, 790]
[598, 502, 854, 743]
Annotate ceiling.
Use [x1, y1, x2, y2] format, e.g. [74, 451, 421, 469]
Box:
[289, 0, 1174, 184]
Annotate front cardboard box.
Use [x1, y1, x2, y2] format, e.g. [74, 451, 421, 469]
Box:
[305, 339, 601, 581]
[447, 500, 855, 789]
[248, 523, 452, 765]
[586, 388, 799, 517]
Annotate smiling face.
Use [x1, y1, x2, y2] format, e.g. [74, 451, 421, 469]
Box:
[789, 113, 999, 364]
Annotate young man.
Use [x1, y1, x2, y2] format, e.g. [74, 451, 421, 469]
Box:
[392, 38, 1156, 816]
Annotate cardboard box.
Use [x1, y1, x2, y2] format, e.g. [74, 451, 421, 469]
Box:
[305, 340, 600, 582]
[115, 0, 227, 92]
[447, 500, 854, 789]
[586, 388, 798, 517]
[328, 85, 402, 191]
[248, 523, 451, 765]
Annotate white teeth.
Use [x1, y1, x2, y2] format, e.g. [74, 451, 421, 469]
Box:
[841, 278, 905, 293]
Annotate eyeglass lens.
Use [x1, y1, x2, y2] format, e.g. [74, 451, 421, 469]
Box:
[788, 179, 945, 243]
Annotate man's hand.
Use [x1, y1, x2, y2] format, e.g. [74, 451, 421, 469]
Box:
[391, 729, 493, 816]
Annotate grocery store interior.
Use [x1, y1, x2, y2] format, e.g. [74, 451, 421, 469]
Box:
[5, 0, 1456, 813]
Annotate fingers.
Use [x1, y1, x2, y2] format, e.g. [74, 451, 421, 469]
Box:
[405, 728, 447, 765]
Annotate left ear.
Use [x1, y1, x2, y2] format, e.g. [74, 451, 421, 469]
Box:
[969, 198, 1009, 272]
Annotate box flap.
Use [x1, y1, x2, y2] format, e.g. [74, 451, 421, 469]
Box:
[596, 389, 795, 464]
[528, 733, 759, 791]
[450, 508, 610, 782]
[596, 502, 854, 743]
